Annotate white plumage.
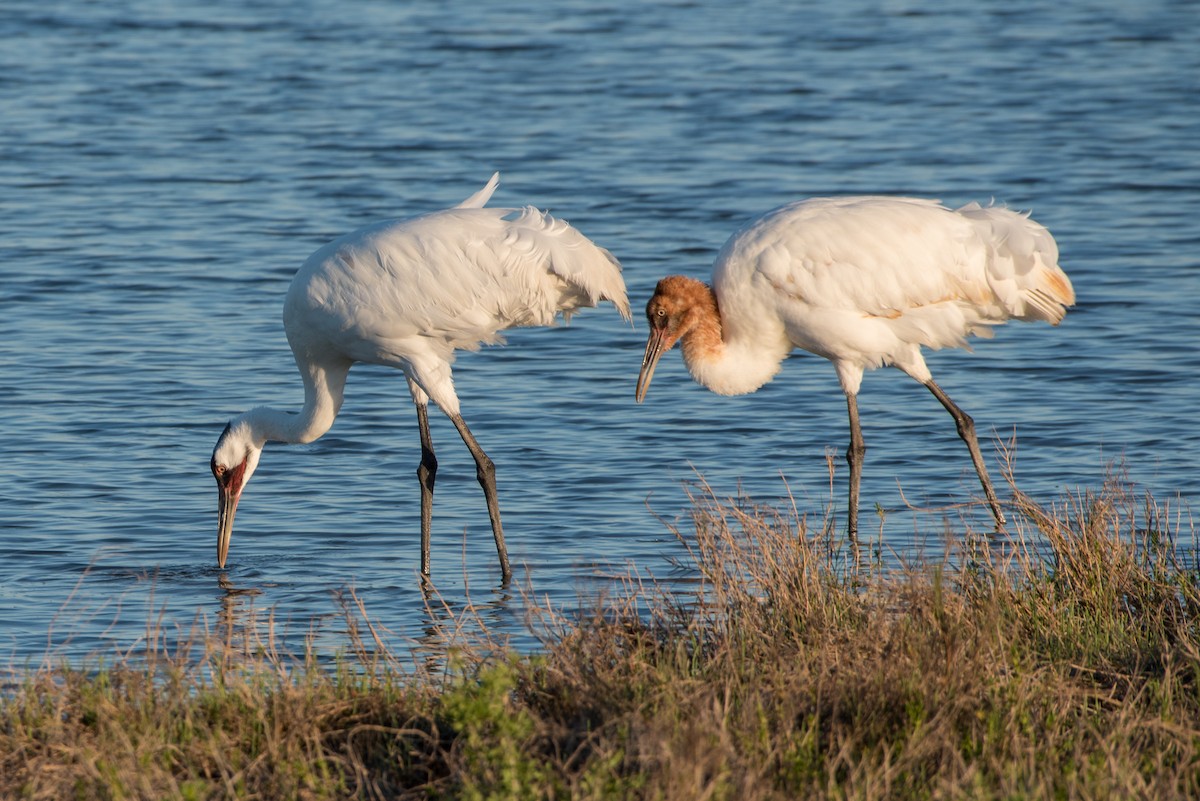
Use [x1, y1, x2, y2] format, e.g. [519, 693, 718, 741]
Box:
[636, 195, 1074, 540]
[212, 173, 629, 579]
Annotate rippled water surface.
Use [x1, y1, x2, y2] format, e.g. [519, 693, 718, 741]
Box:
[2, 0, 1198, 664]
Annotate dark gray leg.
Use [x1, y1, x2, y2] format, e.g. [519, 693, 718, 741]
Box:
[448, 413, 512, 582]
[415, 403, 437, 577]
[924, 380, 1006, 527]
[845, 393, 865, 544]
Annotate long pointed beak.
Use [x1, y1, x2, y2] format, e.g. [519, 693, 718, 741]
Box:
[636, 327, 670, 403]
[217, 484, 240, 568]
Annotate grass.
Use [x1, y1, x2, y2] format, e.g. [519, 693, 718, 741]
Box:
[3, 469, 1199, 800]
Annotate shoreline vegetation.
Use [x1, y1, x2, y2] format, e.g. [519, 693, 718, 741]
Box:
[3, 468, 1199, 800]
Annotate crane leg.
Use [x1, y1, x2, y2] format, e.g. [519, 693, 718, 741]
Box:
[924, 380, 1007, 528]
[845, 393, 866, 544]
[415, 403, 438, 577]
[449, 413, 513, 583]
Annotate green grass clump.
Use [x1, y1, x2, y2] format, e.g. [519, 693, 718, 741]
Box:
[3, 472, 1199, 799]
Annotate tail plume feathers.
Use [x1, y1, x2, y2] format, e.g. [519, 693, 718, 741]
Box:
[507, 206, 631, 322]
[957, 201, 1075, 325]
[1021, 261, 1075, 324]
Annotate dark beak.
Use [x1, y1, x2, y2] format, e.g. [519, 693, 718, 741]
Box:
[636, 326, 670, 403]
[217, 482, 240, 568]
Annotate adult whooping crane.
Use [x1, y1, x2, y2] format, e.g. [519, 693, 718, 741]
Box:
[635, 195, 1074, 540]
[211, 173, 630, 581]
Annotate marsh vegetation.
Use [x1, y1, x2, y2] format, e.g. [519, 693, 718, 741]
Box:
[3, 470, 1198, 800]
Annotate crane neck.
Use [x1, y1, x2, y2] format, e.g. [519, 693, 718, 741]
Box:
[677, 283, 786, 396]
[243, 358, 349, 446]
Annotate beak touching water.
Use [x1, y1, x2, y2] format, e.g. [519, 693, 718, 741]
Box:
[213, 458, 248, 569]
[216, 482, 239, 569]
[636, 325, 672, 403]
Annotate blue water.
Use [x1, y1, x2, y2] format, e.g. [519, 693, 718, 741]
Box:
[2, 0, 1198, 665]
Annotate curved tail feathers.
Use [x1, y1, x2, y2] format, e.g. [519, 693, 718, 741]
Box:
[957, 201, 1075, 325]
[510, 206, 631, 322]
[453, 174, 629, 321]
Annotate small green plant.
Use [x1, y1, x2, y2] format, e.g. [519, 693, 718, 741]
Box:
[439, 658, 554, 801]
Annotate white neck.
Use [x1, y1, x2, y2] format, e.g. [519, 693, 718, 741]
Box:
[682, 336, 785, 396]
[677, 286, 788, 396]
[244, 359, 349, 446]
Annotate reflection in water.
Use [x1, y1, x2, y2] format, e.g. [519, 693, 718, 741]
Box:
[214, 572, 267, 668]
[208, 568, 522, 676]
[412, 578, 516, 675]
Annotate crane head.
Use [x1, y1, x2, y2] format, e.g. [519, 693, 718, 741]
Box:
[636, 275, 710, 403]
[211, 419, 264, 569]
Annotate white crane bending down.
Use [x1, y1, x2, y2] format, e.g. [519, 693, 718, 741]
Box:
[635, 195, 1074, 540]
[211, 173, 630, 581]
